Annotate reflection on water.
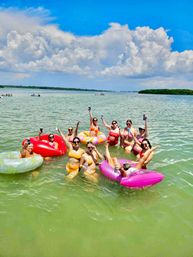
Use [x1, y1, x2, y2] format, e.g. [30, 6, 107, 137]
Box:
[0, 89, 193, 257]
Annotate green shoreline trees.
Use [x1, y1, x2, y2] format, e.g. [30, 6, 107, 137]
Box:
[138, 89, 193, 95]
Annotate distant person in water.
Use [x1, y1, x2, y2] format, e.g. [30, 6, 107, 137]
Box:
[88, 107, 100, 136]
[65, 121, 80, 143]
[101, 116, 120, 146]
[38, 128, 58, 150]
[20, 139, 35, 158]
[105, 142, 157, 177]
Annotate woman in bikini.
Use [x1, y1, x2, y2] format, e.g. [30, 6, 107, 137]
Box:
[20, 140, 36, 158]
[101, 116, 120, 146]
[58, 128, 85, 179]
[65, 121, 80, 143]
[120, 119, 137, 154]
[80, 142, 103, 182]
[105, 142, 157, 177]
[88, 107, 99, 137]
[132, 114, 148, 155]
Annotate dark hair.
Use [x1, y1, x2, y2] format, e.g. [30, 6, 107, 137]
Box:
[126, 119, 132, 125]
[73, 136, 80, 143]
[112, 120, 118, 124]
[123, 163, 131, 170]
[86, 142, 94, 146]
[93, 117, 98, 122]
[141, 139, 152, 149]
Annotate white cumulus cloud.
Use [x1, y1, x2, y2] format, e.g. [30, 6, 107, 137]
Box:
[0, 7, 193, 81]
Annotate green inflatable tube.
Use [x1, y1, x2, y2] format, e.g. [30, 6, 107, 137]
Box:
[0, 151, 44, 174]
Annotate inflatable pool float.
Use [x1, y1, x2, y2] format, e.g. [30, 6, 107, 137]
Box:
[0, 151, 43, 174]
[22, 134, 67, 157]
[78, 131, 106, 145]
[99, 159, 164, 189]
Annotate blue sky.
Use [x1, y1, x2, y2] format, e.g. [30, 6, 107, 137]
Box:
[0, 0, 193, 90]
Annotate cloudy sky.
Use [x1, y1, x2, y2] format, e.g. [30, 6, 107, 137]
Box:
[0, 0, 193, 90]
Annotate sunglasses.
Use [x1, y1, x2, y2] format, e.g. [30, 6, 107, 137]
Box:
[142, 143, 148, 147]
[73, 141, 80, 144]
[68, 128, 73, 131]
[87, 146, 93, 149]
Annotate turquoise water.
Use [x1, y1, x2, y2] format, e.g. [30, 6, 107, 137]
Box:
[0, 88, 193, 257]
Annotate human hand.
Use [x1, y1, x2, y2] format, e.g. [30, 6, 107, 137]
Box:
[88, 107, 91, 111]
[143, 114, 147, 120]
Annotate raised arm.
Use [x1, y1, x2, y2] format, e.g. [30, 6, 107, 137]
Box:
[38, 128, 43, 140]
[144, 114, 148, 137]
[101, 115, 111, 130]
[88, 107, 93, 126]
[92, 145, 103, 160]
[57, 128, 72, 150]
[74, 121, 80, 137]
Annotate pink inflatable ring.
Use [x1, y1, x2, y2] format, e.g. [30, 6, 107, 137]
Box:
[99, 159, 164, 189]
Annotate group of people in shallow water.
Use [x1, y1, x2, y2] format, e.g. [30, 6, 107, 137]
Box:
[20, 107, 157, 182]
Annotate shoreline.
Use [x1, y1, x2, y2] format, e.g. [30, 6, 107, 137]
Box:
[0, 85, 112, 92]
[138, 89, 193, 95]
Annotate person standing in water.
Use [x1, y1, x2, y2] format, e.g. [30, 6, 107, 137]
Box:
[101, 116, 120, 146]
[80, 142, 103, 182]
[65, 121, 80, 143]
[88, 107, 100, 137]
[120, 119, 137, 154]
[58, 128, 85, 179]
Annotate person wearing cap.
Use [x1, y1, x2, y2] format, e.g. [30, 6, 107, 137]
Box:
[132, 114, 148, 155]
[65, 121, 80, 143]
[20, 140, 35, 158]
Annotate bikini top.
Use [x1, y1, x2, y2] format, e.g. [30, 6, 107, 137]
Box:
[124, 128, 133, 139]
[90, 125, 99, 134]
[68, 148, 84, 160]
[109, 130, 119, 138]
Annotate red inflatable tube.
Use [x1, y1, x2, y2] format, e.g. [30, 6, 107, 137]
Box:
[22, 134, 67, 157]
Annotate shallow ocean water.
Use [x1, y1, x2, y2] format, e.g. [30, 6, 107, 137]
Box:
[0, 88, 193, 257]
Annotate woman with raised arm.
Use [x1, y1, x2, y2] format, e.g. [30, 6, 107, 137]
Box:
[136, 138, 153, 169]
[79, 142, 103, 182]
[88, 107, 100, 137]
[132, 114, 148, 155]
[65, 121, 80, 143]
[38, 128, 59, 150]
[120, 119, 137, 154]
[105, 142, 157, 177]
[58, 128, 85, 179]
[101, 116, 120, 146]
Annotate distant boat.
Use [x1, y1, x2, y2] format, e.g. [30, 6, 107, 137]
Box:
[1, 93, 13, 97]
[30, 93, 40, 97]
